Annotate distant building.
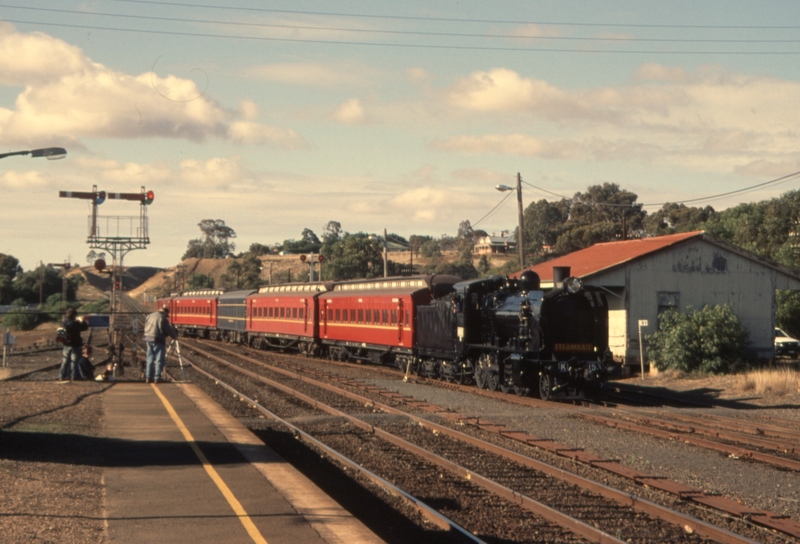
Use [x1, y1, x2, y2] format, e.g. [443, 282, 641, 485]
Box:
[523, 231, 800, 369]
[474, 232, 516, 255]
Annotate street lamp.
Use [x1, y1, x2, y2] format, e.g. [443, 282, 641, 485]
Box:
[0, 147, 67, 160]
[496, 172, 525, 269]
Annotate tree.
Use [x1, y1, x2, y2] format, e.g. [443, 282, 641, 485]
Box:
[219, 254, 263, 289]
[320, 232, 384, 280]
[282, 228, 322, 254]
[248, 243, 272, 256]
[186, 274, 215, 289]
[0, 253, 21, 279]
[183, 219, 237, 259]
[643, 203, 716, 236]
[322, 221, 342, 245]
[523, 198, 569, 257]
[409, 235, 432, 258]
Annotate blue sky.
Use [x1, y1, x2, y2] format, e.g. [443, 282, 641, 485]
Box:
[2, 1, 800, 271]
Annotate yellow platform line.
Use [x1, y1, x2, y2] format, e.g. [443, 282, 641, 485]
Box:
[151, 384, 268, 544]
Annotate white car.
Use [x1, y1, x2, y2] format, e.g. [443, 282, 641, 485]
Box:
[774, 328, 800, 358]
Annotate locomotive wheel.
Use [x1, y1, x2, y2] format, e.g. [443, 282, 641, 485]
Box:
[474, 358, 487, 389]
[514, 384, 531, 397]
[538, 373, 553, 401]
[486, 370, 500, 391]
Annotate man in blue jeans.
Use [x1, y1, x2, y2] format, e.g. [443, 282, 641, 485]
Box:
[59, 308, 89, 381]
[143, 306, 178, 383]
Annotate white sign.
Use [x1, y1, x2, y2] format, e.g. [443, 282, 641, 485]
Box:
[638, 319, 649, 327]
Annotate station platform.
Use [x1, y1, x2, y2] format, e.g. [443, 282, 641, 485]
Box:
[103, 382, 383, 544]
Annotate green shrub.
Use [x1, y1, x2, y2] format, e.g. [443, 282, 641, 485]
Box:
[81, 299, 110, 314]
[1, 299, 38, 331]
[646, 305, 749, 374]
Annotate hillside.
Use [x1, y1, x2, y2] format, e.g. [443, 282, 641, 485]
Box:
[126, 251, 515, 303]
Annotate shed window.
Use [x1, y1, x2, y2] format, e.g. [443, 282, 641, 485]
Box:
[657, 292, 680, 318]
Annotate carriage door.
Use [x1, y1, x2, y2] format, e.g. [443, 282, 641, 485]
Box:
[396, 298, 404, 344]
[303, 299, 309, 334]
[321, 299, 329, 338]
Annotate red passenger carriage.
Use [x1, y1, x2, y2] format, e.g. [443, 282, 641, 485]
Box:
[169, 289, 224, 338]
[246, 282, 332, 354]
[319, 275, 460, 365]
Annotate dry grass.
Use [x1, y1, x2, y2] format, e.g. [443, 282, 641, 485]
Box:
[734, 369, 800, 396]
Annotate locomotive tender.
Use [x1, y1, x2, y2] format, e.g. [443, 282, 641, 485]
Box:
[158, 269, 617, 399]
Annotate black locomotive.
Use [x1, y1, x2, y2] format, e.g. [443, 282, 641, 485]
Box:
[414, 268, 617, 399]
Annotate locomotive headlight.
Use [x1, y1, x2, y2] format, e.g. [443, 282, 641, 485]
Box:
[565, 276, 583, 294]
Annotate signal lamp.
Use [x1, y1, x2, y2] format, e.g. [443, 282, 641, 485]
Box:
[144, 190, 154, 205]
[300, 255, 307, 262]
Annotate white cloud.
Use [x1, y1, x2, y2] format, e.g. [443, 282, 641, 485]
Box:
[332, 98, 367, 124]
[431, 134, 583, 159]
[0, 25, 306, 149]
[245, 62, 362, 87]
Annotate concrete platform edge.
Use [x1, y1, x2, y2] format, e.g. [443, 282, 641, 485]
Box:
[176, 383, 384, 544]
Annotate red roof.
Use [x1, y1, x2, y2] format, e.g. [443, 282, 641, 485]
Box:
[525, 231, 704, 281]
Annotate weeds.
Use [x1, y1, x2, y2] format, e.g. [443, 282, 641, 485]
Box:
[734, 369, 800, 396]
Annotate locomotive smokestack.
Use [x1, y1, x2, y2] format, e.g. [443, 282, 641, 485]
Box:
[552, 266, 571, 287]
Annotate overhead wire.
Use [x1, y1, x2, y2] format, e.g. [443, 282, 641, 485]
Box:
[4, 4, 800, 45]
[102, 0, 800, 30]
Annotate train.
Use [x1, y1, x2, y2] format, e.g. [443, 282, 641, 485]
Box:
[156, 268, 619, 400]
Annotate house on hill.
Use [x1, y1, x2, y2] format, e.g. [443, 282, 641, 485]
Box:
[473, 233, 516, 255]
[523, 231, 800, 370]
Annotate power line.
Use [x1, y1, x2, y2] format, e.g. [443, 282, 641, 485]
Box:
[4, 17, 800, 55]
[472, 191, 514, 229]
[5, 4, 800, 45]
[102, 0, 800, 31]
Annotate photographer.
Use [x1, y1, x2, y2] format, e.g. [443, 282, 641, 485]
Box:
[58, 308, 89, 382]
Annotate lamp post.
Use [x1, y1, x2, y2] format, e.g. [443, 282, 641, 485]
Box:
[0, 147, 67, 160]
[496, 172, 525, 270]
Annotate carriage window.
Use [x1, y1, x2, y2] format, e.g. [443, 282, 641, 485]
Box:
[391, 310, 397, 325]
[299, 308, 304, 319]
[292, 307, 298, 319]
[280, 307, 285, 318]
[328, 309, 333, 321]
[335, 309, 340, 322]
[358, 309, 364, 323]
[405, 310, 409, 326]
[374, 309, 380, 324]
[350, 309, 356, 322]
[382, 309, 388, 324]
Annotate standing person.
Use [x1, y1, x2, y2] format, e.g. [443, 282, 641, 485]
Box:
[58, 308, 89, 382]
[143, 306, 178, 383]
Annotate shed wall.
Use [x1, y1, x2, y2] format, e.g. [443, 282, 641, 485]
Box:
[588, 239, 798, 364]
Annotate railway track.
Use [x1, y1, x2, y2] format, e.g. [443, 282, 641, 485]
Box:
[176, 339, 780, 543]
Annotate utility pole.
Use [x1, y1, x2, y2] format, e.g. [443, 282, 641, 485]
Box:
[383, 228, 388, 278]
[516, 173, 525, 270]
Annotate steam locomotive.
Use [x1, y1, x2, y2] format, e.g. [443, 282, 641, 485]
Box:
[159, 268, 617, 399]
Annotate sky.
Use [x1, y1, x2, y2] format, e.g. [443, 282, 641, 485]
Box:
[2, 1, 800, 272]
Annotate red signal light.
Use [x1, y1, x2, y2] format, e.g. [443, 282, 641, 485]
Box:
[318, 254, 325, 262]
[300, 254, 307, 262]
[144, 190, 154, 205]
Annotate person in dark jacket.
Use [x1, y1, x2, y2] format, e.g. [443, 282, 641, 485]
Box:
[143, 307, 178, 383]
[59, 308, 89, 381]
